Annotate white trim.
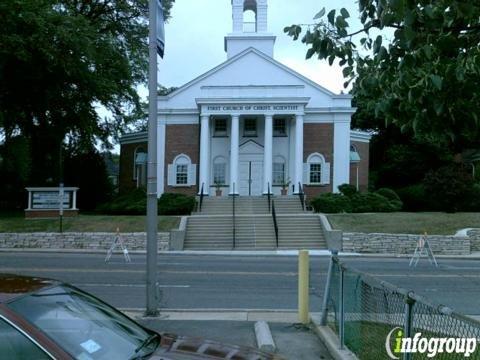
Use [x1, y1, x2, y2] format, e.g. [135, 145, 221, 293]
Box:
[350, 130, 373, 143]
[119, 132, 147, 144]
[158, 48, 342, 101]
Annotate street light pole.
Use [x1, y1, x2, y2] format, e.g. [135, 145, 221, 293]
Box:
[146, 0, 159, 316]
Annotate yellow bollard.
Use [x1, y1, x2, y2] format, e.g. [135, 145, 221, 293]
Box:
[298, 250, 309, 324]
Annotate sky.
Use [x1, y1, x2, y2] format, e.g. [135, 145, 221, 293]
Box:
[158, 0, 365, 94]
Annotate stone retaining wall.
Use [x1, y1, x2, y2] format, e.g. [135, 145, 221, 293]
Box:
[0, 232, 170, 251]
[343, 232, 470, 255]
[467, 229, 480, 252]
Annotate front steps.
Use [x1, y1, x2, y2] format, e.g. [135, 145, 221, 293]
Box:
[184, 196, 326, 250]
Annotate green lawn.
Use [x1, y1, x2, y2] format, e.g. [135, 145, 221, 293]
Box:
[327, 212, 480, 235]
[0, 214, 180, 233]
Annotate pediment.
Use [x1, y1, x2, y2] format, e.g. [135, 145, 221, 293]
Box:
[239, 140, 264, 154]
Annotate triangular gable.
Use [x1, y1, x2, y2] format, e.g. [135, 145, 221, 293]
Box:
[160, 47, 341, 101]
[239, 140, 264, 154]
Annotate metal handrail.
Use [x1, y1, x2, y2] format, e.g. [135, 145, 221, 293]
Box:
[267, 182, 271, 213]
[271, 199, 279, 248]
[298, 182, 305, 211]
[232, 182, 236, 249]
[199, 183, 204, 212]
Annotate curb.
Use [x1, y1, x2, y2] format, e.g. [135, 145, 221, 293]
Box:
[122, 309, 315, 323]
[254, 321, 276, 352]
[310, 319, 358, 360]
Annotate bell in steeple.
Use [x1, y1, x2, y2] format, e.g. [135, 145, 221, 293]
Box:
[225, 0, 276, 58]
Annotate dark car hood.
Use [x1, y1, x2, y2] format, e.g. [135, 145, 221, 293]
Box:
[152, 333, 282, 359]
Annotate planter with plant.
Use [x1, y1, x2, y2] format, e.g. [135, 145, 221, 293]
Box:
[281, 178, 291, 195]
[214, 181, 223, 196]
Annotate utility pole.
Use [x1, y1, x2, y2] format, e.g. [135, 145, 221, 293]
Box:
[146, 0, 159, 316]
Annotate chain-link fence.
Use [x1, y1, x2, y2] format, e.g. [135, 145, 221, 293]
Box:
[320, 256, 480, 360]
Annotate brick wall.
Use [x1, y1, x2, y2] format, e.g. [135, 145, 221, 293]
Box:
[164, 124, 200, 196]
[303, 123, 333, 198]
[0, 232, 170, 251]
[350, 140, 369, 192]
[119, 141, 147, 194]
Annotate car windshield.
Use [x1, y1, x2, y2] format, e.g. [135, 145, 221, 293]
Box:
[8, 285, 158, 360]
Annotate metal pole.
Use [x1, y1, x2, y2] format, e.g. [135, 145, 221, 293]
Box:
[403, 294, 415, 360]
[339, 266, 345, 349]
[59, 144, 63, 233]
[320, 255, 335, 325]
[146, 0, 159, 316]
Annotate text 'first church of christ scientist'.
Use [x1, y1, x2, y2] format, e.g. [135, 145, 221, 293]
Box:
[119, 0, 371, 197]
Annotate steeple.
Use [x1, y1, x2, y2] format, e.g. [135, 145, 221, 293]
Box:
[225, 0, 276, 58]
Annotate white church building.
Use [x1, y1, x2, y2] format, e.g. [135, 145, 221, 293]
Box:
[119, 0, 371, 198]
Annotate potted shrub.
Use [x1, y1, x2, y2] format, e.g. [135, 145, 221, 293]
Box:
[281, 178, 291, 196]
[214, 181, 223, 196]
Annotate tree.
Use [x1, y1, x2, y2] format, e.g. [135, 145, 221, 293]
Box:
[285, 1, 480, 153]
[0, 0, 174, 207]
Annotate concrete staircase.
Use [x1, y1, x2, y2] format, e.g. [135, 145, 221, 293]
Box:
[184, 196, 327, 250]
[196, 196, 269, 215]
[277, 214, 327, 249]
[273, 196, 304, 214]
[184, 215, 276, 250]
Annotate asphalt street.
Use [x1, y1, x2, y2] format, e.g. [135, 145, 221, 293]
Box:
[0, 252, 479, 315]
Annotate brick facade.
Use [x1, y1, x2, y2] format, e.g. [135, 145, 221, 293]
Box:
[303, 123, 334, 198]
[350, 140, 369, 192]
[119, 141, 147, 194]
[164, 124, 200, 196]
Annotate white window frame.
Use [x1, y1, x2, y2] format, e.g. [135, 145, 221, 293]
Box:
[273, 156, 286, 186]
[214, 118, 228, 137]
[133, 147, 146, 181]
[273, 118, 287, 136]
[304, 153, 330, 186]
[168, 154, 197, 187]
[243, 118, 257, 137]
[212, 156, 228, 185]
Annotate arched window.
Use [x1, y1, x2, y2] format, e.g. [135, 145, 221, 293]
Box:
[133, 147, 147, 188]
[273, 155, 286, 186]
[168, 154, 197, 187]
[350, 144, 361, 163]
[213, 156, 228, 185]
[243, 0, 257, 32]
[304, 153, 330, 185]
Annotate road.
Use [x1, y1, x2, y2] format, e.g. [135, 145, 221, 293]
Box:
[0, 252, 479, 315]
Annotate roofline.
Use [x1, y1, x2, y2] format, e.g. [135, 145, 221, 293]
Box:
[119, 131, 148, 144]
[350, 130, 373, 143]
[159, 47, 344, 101]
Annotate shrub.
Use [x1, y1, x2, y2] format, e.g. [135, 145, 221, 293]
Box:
[375, 188, 401, 202]
[338, 184, 357, 197]
[158, 193, 196, 215]
[310, 193, 351, 213]
[311, 191, 402, 214]
[350, 193, 393, 213]
[97, 191, 196, 215]
[424, 164, 474, 212]
[96, 188, 146, 215]
[396, 184, 430, 211]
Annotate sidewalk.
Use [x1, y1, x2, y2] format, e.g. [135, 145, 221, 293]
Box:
[136, 318, 333, 360]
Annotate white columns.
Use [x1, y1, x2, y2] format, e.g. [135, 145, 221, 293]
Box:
[199, 115, 210, 195]
[230, 114, 240, 195]
[333, 117, 351, 193]
[294, 114, 304, 193]
[263, 115, 273, 194]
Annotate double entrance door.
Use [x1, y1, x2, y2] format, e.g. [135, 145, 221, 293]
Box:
[239, 160, 263, 196]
